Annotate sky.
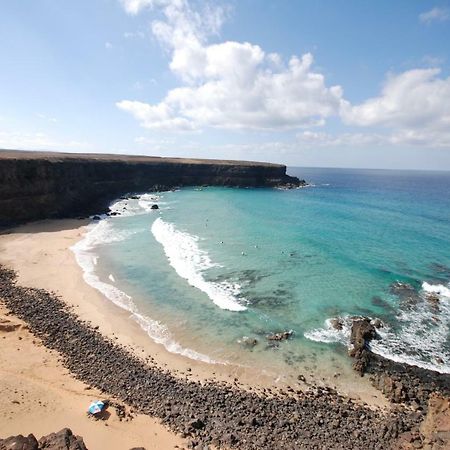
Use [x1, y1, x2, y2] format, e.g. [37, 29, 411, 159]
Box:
[1, 0, 450, 170]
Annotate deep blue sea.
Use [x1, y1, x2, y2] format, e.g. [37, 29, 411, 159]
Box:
[72, 167, 450, 380]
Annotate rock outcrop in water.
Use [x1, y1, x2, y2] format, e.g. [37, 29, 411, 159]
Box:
[0, 150, 305, 226]
[347, 317, 449, 405]
[349, 318, 377, 376]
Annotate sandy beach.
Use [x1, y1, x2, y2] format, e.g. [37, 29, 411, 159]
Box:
[0, 303, 183, 449]
[0, 219, 449, 450]
[0, 219, 387, 400]
[0, 219, 387, 448]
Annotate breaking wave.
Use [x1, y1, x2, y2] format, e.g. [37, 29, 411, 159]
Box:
[71, 218, 218, 364]
[304, 281, 450, 374]
[151, 217, 248, 312]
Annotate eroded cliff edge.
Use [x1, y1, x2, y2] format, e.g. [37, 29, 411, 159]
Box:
[0, 150, 304, 226]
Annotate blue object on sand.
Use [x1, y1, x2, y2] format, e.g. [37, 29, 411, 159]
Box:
[88, 400, 105, 415]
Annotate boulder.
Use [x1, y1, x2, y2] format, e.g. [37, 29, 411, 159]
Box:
[330, 318, 343, 331]
[0, 318, 21, 332]
[371, 373, 407, 403]
[0, 434, 39, 450]
[266, 330, 293, 341]
[38, 429, 87, 450]
[371, 318, 384, 329]
[150, 204, 159, 210]
[349, 318, 377, 375]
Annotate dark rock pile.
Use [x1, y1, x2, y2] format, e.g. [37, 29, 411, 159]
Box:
[0, 428, 87, 450]
[346, 319, 449, 411]
[368, 355, 450, 411]
[0, 266, 437, 450]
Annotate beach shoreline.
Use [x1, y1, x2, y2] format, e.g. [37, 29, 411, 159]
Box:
[0, 262, 419, 450]
[1, 218, 449, 449]
[0, 218, 387, 405]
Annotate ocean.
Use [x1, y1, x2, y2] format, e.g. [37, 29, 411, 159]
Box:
[71, 167, 450, 380]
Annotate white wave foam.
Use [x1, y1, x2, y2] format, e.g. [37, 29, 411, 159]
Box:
[304, 282, 450, 374]
[71, 219, 219, 365]
[108, 274, 116, 283]
[304, 317, 352, 346]
[151, 217, 247, 312]
[422, 282, 450, 299]
[108, 193, 169, 217]
[132, 312, 218, 364]
[71, 221, 138, 312]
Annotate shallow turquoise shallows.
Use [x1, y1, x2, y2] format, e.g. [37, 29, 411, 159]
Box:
[72, 168, 450, 376]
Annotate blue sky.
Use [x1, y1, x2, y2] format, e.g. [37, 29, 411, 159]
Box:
[1, 0, 450, 169]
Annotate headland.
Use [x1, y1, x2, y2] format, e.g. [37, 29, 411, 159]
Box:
[0, 150, 304, 227]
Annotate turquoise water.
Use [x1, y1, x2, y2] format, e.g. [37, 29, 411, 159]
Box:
[72, 168, 450, 377]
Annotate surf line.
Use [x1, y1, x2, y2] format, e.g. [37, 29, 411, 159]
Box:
[151, 217, 248, 312]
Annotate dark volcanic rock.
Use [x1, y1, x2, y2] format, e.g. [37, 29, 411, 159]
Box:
[0, 150, 306, 226]
[0, 434, 39, 450]
[330, 318, 343, 330]
[0, 430, 86, 450]
[266, 330, 293, 341]
[150, 204, 159, 210]
[38, 429, 87, 450]
[2, 265, 445, 450]
[349, 318, 376, 376]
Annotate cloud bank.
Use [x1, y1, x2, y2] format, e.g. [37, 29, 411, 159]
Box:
[117, 0, 344, 131]
[118, 0, 450, 149]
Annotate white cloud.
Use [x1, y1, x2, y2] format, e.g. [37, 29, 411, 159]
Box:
[341, 68, 450, 147]
[118, 0, 450, 150]
[120, 0, 155, 15]
[419, 7, 450, 24]
[296, 131, 385, 147]
[105, 41, 113, 49]
[124, 31, 146, 39]
[0, 131, 88, 151]
[117, 0, 344, 131]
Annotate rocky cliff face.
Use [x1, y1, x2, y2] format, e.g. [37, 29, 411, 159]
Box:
[0, 150, 304, 226]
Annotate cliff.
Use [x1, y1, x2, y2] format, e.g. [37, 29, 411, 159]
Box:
[0, 150, 303, 226]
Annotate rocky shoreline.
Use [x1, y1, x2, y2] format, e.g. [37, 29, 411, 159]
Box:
[348, 318, 449, 410]
[2, 266, 449, 449]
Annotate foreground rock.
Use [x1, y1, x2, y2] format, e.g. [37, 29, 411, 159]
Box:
[0, 429, 87, 450]
[396, 394, 450, 449]
[0, 266, 444, 450]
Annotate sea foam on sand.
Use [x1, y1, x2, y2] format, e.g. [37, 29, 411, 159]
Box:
[71, 217, 218, 364]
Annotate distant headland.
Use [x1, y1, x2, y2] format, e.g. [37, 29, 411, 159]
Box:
[0, 149, 305, 226]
